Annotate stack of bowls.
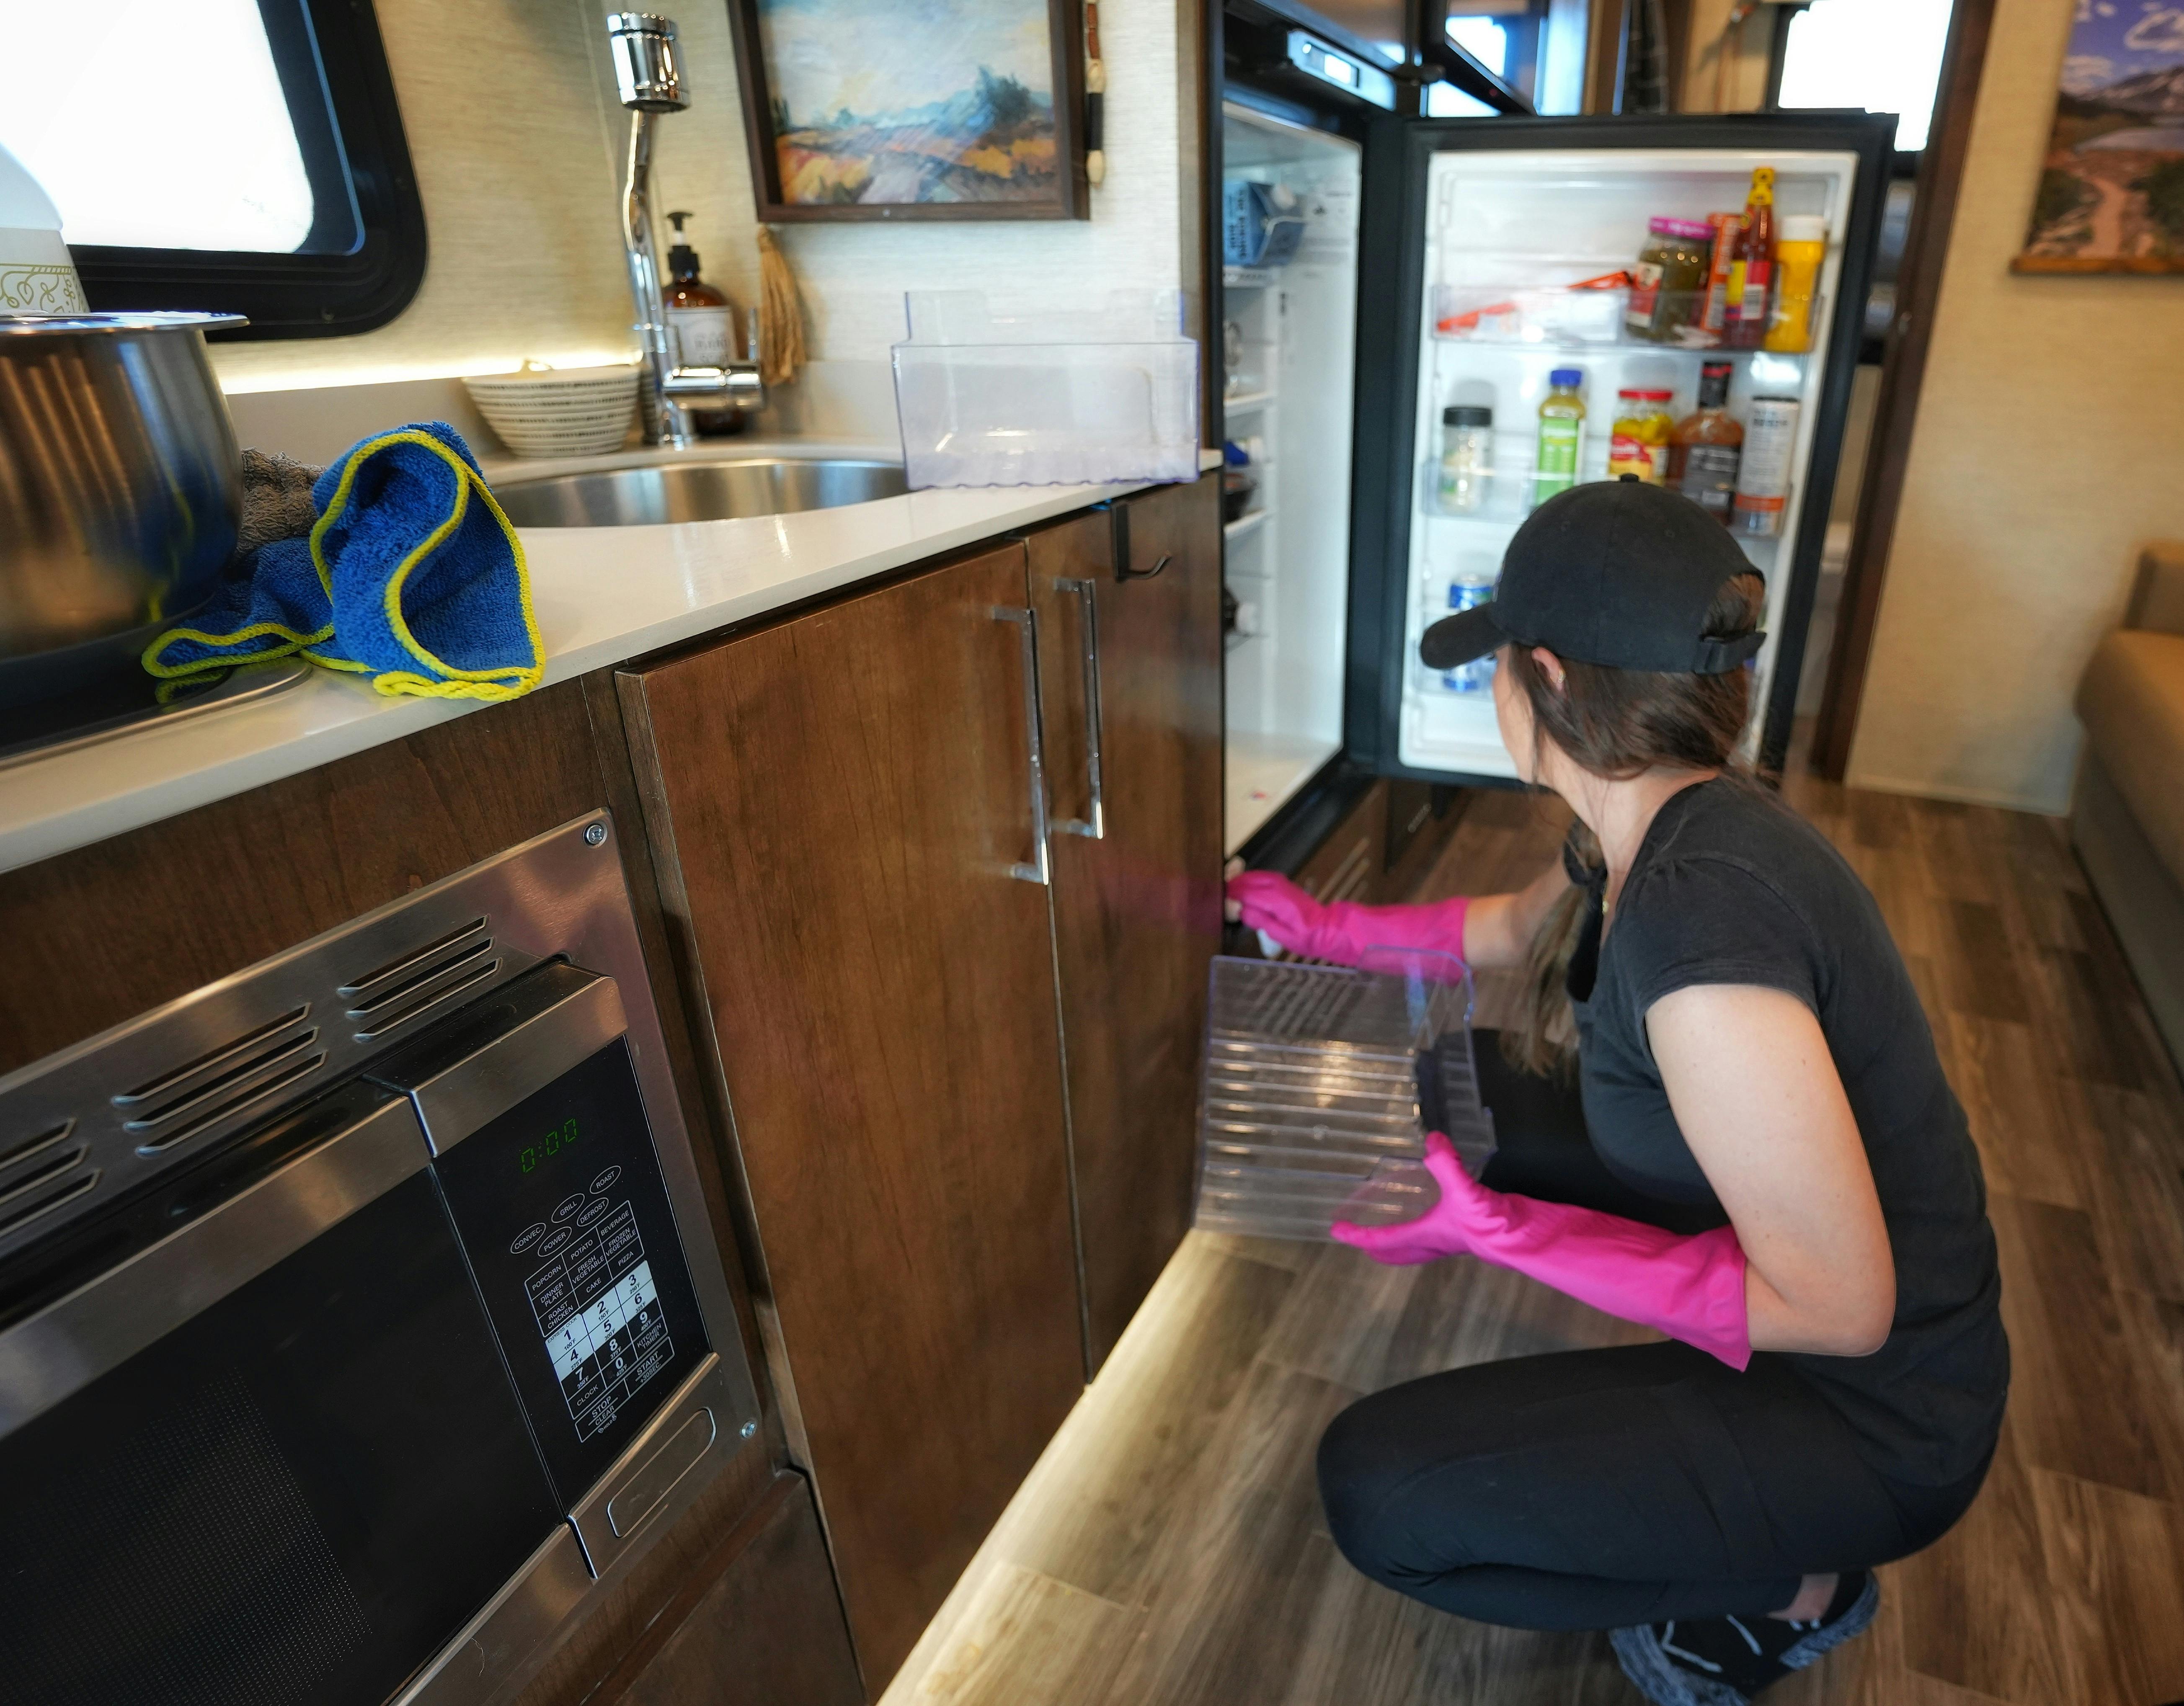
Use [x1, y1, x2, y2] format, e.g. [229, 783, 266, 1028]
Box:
[462, 363, 640, 458]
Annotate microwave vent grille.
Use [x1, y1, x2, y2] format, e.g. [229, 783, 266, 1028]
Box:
[0, 1120, 99, 1242]
[114, 1007, 328, 1156]
[340, 917, 501, 1041]
[0, 817, 583, 1263]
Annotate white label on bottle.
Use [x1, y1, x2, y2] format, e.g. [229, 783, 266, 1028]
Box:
[1735, 399, 1799, 502]
[666, 306, 733, 367]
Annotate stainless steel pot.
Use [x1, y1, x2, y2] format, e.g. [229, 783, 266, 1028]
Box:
[0, 311, 246, 710]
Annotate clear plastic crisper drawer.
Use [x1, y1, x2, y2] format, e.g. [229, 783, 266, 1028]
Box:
[891, 290, 1201, 488]
[1431, 281, 1628, 344]
[1194, 948, 1497, 1242]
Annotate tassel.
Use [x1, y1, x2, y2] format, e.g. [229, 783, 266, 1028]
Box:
[756, 226, 808, 388]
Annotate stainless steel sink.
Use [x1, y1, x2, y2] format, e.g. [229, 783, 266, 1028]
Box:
[492, 457, 908, 528]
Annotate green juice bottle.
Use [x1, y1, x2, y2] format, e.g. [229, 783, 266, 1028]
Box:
[1534, 368, 1585, 506]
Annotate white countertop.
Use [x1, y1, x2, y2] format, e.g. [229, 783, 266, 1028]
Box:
[0, 440, 1151, 876]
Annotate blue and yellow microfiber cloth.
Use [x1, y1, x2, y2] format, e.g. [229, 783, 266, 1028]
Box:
[145, 421, 544, 702]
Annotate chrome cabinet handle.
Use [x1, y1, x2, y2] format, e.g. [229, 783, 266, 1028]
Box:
[1052, 577, 1106, 840]
[1106, 496, 1172, 582]
[991, 607, 1051, 885]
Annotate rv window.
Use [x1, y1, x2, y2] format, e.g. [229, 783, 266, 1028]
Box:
[0, 0, 425, 339]
[1774, 0, 1955, 153]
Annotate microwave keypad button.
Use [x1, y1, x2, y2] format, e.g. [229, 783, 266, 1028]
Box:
[509, 1222, 547, 1255]
[576, 1195, 612, 1228]
[525, 1201, 673, 1442]
[537, 1225, 576, 1258]
[552, 1193, 586, 1224]
[589, 1166, 621, 1195]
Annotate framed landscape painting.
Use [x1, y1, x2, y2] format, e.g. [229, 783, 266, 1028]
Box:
[2016, 0, 2184, 272]
[728, 0, 1087, 222]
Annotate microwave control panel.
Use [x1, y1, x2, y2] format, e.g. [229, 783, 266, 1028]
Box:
[433, 1038, 711, 1505]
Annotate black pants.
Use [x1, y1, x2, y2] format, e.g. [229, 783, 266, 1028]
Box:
[1316, 1033, 1989, 1632]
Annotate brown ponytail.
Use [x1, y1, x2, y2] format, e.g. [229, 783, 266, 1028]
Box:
[1499, 571, 1766, 1078]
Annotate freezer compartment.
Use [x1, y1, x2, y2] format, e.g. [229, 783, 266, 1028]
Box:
[1221, 102, 1362, 853]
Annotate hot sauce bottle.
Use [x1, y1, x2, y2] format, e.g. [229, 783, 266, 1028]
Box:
[1725, 167, 1777, 350]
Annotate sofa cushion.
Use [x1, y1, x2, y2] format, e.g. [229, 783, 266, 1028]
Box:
[2078, 628, 2184, 890]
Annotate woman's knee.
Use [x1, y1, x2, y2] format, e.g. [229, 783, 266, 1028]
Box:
[1317, 1392, 1438, 1585]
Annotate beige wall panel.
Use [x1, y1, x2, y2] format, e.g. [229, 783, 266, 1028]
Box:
[1846, 0, 2184, 813]
[213, 0, 635, 390]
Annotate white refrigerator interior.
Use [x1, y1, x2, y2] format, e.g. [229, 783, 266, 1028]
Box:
[1222, 103, 1361, 854]
[1398, 147, 1859, 780]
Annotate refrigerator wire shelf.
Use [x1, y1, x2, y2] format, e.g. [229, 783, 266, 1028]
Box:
[1194, 952, 1497, 1241]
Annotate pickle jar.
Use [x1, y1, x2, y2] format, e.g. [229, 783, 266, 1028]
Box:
[1625, 217, 1714, 344]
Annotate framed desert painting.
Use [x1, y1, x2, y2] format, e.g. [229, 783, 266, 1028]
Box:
[727, 0, 1087, 222]
[2015, 2, 2184, 272]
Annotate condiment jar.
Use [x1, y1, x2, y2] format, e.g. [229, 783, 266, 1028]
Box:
[1626, 218, 1714, 345]
[1607, 388, 1674, 484]
[1763, 214, 1827, 353]
[1438, 404, 1494, 513]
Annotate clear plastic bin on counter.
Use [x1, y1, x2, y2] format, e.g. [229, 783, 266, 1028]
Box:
[1194, 948, 1498, 1242]
[890, 289, 1201, 488]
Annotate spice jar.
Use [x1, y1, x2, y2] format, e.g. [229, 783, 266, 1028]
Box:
[1626, 218, 1714, 344]
[1438, 404, 1494, 513]
[1608, 388, 1674, 484]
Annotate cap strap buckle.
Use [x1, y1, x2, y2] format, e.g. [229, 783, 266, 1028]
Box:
[1692, 630, 1766, 675]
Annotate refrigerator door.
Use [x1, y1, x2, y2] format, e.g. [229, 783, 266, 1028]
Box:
[1345, 113, 1895, 786]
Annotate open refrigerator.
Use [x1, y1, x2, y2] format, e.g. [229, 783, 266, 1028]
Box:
[1215, 90, 1893, 850]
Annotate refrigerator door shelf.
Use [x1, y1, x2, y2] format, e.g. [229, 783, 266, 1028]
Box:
[1356, 118, 1892, 787]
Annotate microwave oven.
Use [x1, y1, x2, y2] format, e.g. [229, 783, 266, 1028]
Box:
[0, 812, 763, 1706]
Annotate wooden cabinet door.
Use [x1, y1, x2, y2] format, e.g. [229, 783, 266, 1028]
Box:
[1028, 476, 1224, 1372]
[600, 1473, 863, 1706]
[618, 544, 1083, 1689]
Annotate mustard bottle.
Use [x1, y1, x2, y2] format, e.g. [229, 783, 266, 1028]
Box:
[1764, 215, 1827, 354]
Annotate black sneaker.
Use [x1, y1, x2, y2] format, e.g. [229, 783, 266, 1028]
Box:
[1607, 1572, 1878, 1705]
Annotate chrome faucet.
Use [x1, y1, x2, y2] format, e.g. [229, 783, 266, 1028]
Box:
[605, 13, 763, 447]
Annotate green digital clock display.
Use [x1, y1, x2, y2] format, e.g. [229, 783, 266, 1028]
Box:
[519, 1119, 580, 1175]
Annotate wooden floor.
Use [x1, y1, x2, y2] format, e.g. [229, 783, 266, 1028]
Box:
[878, 774, 2184, 1706]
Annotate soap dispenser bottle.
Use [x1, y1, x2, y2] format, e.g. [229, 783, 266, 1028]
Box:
[662, 210, 742, 436]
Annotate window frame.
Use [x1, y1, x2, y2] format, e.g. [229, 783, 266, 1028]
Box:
[68, 0, 426, 341]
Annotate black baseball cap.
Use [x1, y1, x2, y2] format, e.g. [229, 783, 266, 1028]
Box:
[1421, 476, 1765, 675]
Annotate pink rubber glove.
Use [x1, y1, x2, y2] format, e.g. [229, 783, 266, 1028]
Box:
[1227, 870, 1469, 968]
[1333, 1134, 1752, 1371]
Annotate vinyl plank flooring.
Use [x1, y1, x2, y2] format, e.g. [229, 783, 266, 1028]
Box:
[1939, 900, 2033, 1024]
[2073, 1084, 2184, 1302]
[2030, 1467, 2184, 1706]
[2113, 1288, 2184, 1513]
[1102, 1358, 1362, 1704]
[1990, 1191, 2172, 1498]
[1945, 1013, 2083, 1209]
[879, 770, 2184, 1706]
[1380, 1245, 1657, 1388]
[2034, 944, 2167, 1092]
[908, 1564, 1141, 1706]
[998, 1236, 1296, 1607]
[1273, 1544, 1634, 1706]
[1894, 1420, 2076, 1703]
[1190, 1229, 1316, 1273]
[1257, 1242, 1422, 1391]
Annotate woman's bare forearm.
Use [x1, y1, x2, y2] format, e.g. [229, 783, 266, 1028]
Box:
[1459, 860, 1574, 969]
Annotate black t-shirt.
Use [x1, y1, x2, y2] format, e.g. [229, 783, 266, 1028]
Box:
[1566, 776, 2008, 1489]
